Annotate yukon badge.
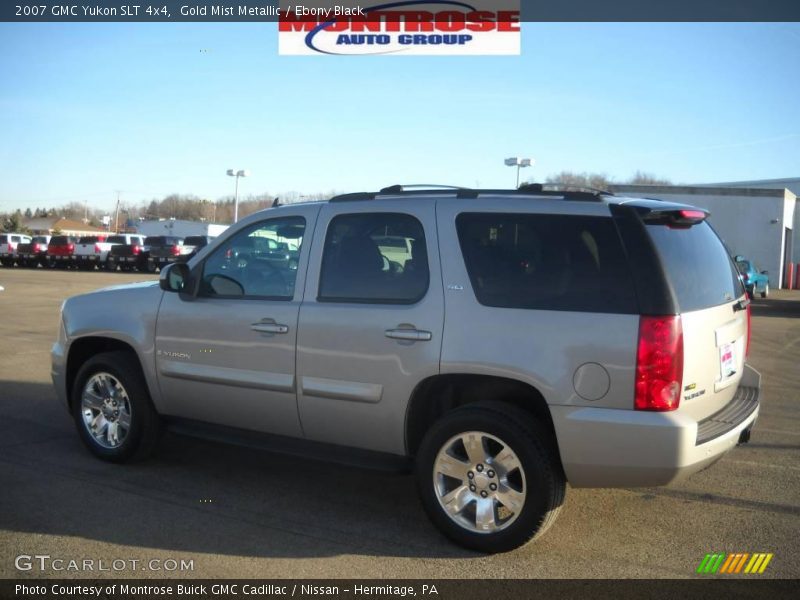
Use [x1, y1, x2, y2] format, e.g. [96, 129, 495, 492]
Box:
[157, 350, 192, 360]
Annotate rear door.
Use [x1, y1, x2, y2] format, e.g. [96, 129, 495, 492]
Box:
[295, 201, 443, 456]
[645, 219, 748, 420]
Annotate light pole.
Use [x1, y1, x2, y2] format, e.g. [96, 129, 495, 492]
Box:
[504, 157, 534, 188]
[226, 169, 250, 223]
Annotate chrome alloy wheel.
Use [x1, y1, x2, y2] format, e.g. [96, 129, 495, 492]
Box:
[80, 372, 132, 449]
[432, 431, 527, 534]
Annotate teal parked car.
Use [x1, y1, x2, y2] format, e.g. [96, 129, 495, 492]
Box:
[735, 256, 769, 299]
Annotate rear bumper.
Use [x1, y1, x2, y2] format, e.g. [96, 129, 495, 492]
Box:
[551, 365, 761, 488]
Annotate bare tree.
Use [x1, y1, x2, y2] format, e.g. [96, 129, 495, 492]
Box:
[545, 171, 613, 190]
[627, 170, 671, 185]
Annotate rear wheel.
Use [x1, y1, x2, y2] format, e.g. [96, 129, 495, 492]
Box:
[761, 283, 769, 299]
[415, 403, 565, 553]
[71, 351, 162, 462]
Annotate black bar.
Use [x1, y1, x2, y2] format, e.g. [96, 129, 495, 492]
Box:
[2, 1, 800, 23]
[1, 579, 798, 600]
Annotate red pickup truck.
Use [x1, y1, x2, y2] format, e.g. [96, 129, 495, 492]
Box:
[47, 236, 79, 268]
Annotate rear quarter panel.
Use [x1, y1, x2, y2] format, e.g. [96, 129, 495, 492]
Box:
[435, 197, 640, 410]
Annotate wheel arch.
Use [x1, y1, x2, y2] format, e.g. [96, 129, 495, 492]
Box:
[66, 337, 149, 409]
[405, 374, 559, 458]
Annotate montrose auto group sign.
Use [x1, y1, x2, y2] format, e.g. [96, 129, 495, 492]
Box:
[278, 1, 521, 55]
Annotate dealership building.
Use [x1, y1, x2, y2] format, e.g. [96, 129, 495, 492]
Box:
[611, 178, 799, 289]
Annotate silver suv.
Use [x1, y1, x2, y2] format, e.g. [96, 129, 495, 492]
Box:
[52, 185, 761, 552]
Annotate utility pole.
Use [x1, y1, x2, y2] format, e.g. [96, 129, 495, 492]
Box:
[114, 190, 121, 233]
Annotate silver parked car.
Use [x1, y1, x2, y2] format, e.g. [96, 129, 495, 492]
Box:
[52, 184, 760, 552]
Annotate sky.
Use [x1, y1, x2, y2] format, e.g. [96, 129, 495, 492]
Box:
[0, 22, 799, 212]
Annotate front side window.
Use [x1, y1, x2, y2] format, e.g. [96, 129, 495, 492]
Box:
[456, 213, 638, 313]
[200, 217, 305, 300]
[318, 212, 429, 304]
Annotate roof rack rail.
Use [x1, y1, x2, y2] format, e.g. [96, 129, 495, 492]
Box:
[379, 184, 468, 194]
[329, 183, 612, 203]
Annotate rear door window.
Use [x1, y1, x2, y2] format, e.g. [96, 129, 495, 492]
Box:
[646, 221, 742, 312]
[456, 213, 638, 313]
[318, 213, 429, 304]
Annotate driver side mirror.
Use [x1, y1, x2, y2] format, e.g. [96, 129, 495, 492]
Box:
[159, 262, 191, 293]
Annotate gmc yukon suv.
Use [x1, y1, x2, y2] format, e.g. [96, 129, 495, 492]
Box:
[52, 185, 760, 552]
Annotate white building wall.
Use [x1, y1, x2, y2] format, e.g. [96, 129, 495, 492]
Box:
[704, 178, 800, 264]
[134, 220, 228, 238]
[611, 185, 795, 289]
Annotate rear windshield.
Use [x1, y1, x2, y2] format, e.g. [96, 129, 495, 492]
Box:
[107, 235, 127, 244]
[456, 213, 638, 313]
[32, 236, 49, 243]
[146, 236, 181, 246]
[78, 236, 104, 243]
[50, 236, 73, 245]
[647, 221, 742, 312]
[184, 236, 208, 246]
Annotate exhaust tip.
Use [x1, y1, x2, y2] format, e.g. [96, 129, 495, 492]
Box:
[738, 427, 752, 445]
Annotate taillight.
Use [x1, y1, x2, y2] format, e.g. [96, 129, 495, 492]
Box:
[67, 244, 74, 252]
[33, 244, 40, 252]
[94, 244, 101, 252]
[745, 303, 752, 358]
[170, 245, 181, 256]
[634, 315, 684, 411]
[742, 273, 749, 282]
[132, 245, 141, 255]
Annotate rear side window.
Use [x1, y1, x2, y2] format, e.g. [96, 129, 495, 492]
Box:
[319, 213, 429, 304]
[0, 235, 7, 243]
[647, 221, 741, 312]
[456, 213, 637, 313]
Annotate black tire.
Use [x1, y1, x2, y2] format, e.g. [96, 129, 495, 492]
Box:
[71, 350, 162, 462]
[415, 402, 565, 553]
[761, 283, 769, 299]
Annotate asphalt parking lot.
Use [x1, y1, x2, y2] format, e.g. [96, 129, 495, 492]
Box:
[0, 268, 798, 579]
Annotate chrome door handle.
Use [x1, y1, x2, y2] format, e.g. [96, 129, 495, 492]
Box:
[385, 328, 432, 342]
[251, 322, 289, 334]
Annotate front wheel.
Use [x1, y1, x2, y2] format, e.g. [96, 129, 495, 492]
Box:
[415, 403, 565, 553]
[71, 351, 162, 462]
[761, 283, 769, 299]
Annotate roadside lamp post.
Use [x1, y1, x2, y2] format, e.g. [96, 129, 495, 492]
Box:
[226, 169, 250, 223]
[504, 157, 533, 188]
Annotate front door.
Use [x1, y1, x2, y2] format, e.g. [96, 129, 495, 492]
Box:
[155, 205, 320, 436]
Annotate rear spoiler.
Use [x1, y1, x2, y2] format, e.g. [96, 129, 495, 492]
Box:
[642, 208, 709, 228]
